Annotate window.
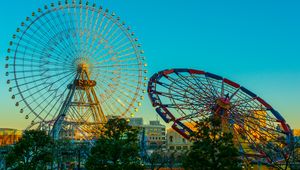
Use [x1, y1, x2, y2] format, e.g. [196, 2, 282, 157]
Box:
[176, 146, 182, 150]
[183, 146, 188, 150]
[170, 146, 175, 150]
[169, 136, 173, 142]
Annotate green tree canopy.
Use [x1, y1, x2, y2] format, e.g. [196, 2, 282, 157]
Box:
[85, 118, 144, 170]
[5, 130, 53, 170]
[183, 117, 242, 170]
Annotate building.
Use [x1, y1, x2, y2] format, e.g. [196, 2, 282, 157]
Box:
[0, 128, 22, 146]
[166, 127, 192, 151]
[129, 118, 167, 150]
[143, 120, 166, 150]
[129, 117, 144, 127]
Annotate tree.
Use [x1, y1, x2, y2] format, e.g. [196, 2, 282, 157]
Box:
[183, 117, 242, 170]
[85, 118, 144, 170]
[268, 136, 300, 170]
[5, 130, 53, 169]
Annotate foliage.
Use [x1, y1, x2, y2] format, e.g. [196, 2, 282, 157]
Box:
[85, 118, 144, 170]
[183, 117, 242, 170]
[145, 144, 184, 170]
[5, 130, 53, 170]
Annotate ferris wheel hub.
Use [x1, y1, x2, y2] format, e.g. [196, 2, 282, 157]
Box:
[216, 98, 231, 110]
[77, 63, 89, 72]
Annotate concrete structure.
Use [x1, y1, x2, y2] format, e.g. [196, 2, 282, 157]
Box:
[166, 127, 192, 151]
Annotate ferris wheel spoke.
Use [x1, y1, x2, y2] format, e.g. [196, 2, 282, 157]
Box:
[42, 91, 67, 122]
[36, 10, 78, 58]
[14, 43, 74, 65]
[31, 88, 67, 122]
[175, 108, 211, 121]
[232, 115, 281, 144]
[12, 69, 74, 88]
[230, 110, 280, 138]
[162, 74, 209, 101]
[180, 73, 215, 100]
[15, 72, 75, 102]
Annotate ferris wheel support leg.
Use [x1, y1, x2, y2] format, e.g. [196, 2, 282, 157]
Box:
[51, 81, 77, 140]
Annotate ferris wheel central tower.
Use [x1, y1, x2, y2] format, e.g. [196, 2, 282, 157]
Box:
[52, 61, 107, 140]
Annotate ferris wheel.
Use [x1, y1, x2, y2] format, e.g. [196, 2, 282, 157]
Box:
[5, 1, 147, 139]
[148, 68, 292, 164]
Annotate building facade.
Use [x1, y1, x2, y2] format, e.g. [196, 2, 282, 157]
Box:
[166, 127, 192, 151]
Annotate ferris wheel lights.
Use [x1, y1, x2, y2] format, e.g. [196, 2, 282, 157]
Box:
[134, 108, 138, 112]
[105, 9, 109, 13]
[92, 3, 96, 7]
[144, 70, 148, 73]
[142, 90, 146, 93]
[15, 102, 19, 107]
[79, 0, 82, 5]
[138, 102, 142, 106]
[25, 115, 29, 119]
[9, 41, 13, 46]
[86, 1, 89, 6]
[127, 27, 131, 30]
[51, 3, 55, 7]
[31, 12, 35, 16]
[140, 50, 145, 54]
[99, 6, 103, 9]
[5, 56, 9, 60]
[143, 83, 147, 87]
[7, 48, 11, 53]
[134, 38, 138, 41]
[144, 77, 148, 80]
[16, 28, 20, 32]
[20, 109, 23, 113]
[5, 72, 9, 76]
[144, 63, 148, 67]
[38, 8, 42, 12]
[111, 12, 116, 16]
[8, 87, 12, 92]
[26, 17, 30, 21]
[6, 80, 10, 84]
[130, 113, 135, 117]
[5, 64, 9, 68]
[12, 34, 16, 39]
[21, 22, 25, 26]
[116, 16, 120, 20]
[11, 95, 15, 99]
[58, 1, 61, 5]
[140, 96, 144, 100]
[44, 5, 48, 9]
[131, 32, 135, 36]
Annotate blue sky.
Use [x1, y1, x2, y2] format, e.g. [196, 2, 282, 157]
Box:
[0, 0, 299, 129]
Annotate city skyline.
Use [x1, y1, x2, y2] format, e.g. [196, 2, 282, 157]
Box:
[0, 0, 299, 130]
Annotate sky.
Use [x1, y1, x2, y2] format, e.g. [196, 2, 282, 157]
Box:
[0, 0, 299, 130]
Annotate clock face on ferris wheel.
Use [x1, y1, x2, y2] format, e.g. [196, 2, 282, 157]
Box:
[5, 1, 147, 126]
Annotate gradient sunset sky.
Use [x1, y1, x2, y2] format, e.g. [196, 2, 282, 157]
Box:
[0, 0, 299, 130]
